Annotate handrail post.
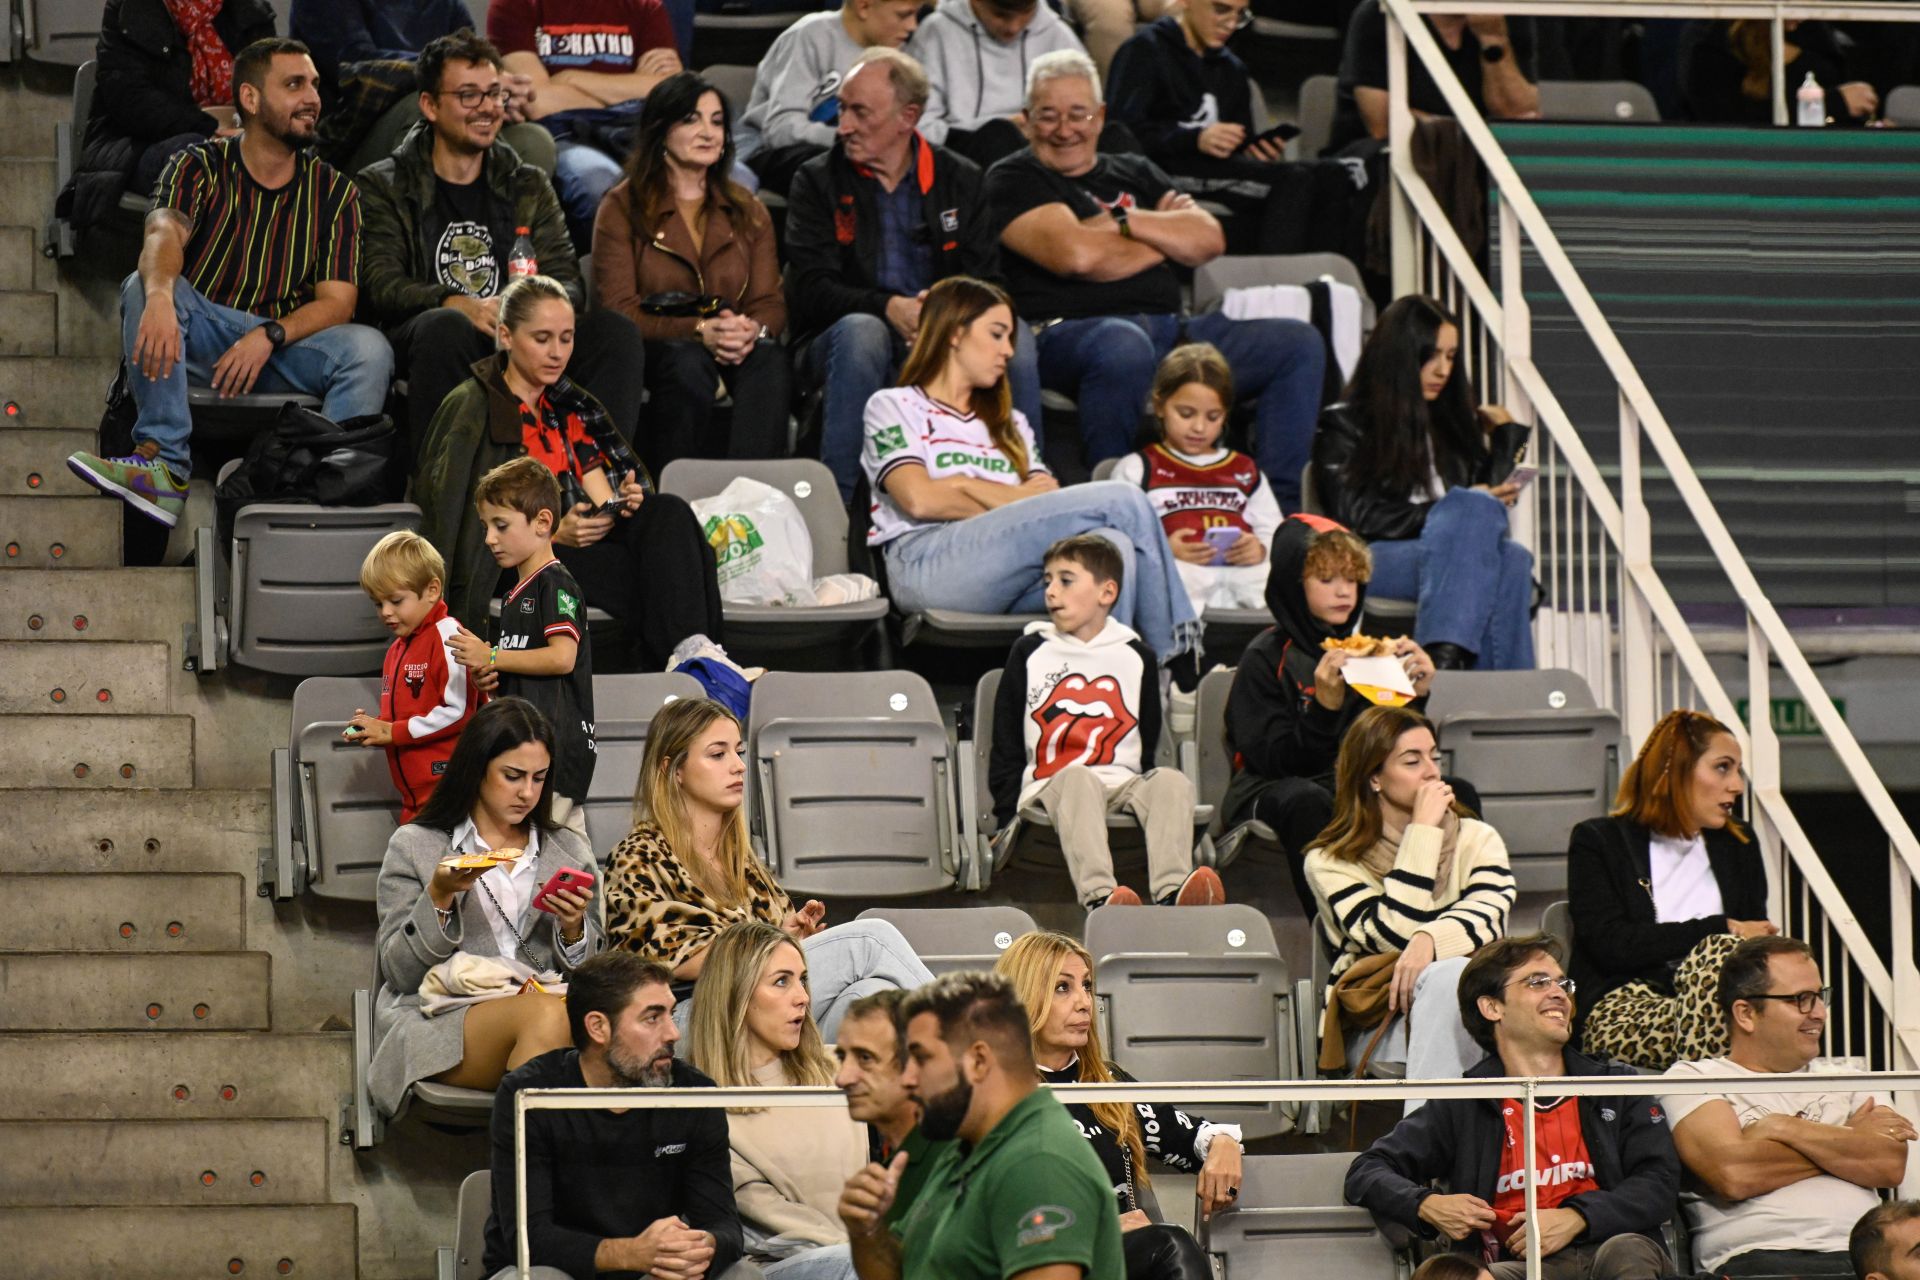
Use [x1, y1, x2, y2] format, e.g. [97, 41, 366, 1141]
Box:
[1892, 842, 1920, 1197]
[1746, 617, 1785, 925]
[1617, 390, 1656, 750]
[1498, 194, 1539, 576]
[1386, 8, 1417, 298]
[1523, 1077, 1541, 1280]
[1771, 5, 1789, 125]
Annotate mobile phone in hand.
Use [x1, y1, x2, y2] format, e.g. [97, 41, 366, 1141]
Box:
[533, 866, 596, 912]
[1506, 465, 1538, 492]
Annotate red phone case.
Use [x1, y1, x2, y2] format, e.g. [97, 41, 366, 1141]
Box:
[533, 867, 595, 912]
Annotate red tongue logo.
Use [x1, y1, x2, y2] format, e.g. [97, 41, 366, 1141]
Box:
[1030, 674, 1137, 779]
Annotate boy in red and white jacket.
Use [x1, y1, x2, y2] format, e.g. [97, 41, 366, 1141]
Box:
[346, 531, 481, 821]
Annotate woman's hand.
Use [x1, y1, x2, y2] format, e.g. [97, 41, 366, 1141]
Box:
[555, 501, 615, 549]
[544, 886, 591, 944]
[1312, 647, 1349, 711]
[1224, 531, 1266, 566]
[1196, 1136, 1244, 1221]
[698, 312, 758, 365]
[1728, 918, 1779, 939]
[1197, 122, 1246, 158]
[1117, 1209, 1154, 1233]
[1012, 472, 1060, 501]
[428, 862, 489, 912]
[780, 899, 827, 940]
[1478, 404, 1515, 430]
[1390, 931, 1437, 1013]
[1394, 638, 1436, 699]
[344, 711, 392, 747]
[1167, 529, 1215, 564]
[1840, 81, 1880, 119]
[1411, 778, 1455, 828]
[1473, 480, 1521, 508]
[616, 469, 646, 514]
[448, 624, 491, 670]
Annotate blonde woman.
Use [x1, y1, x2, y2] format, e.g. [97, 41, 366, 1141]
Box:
[600, 697, 933, 1038]
[688, 921, 866, 1280]
[996, 931, 1236, 1280]
[1306, 704, 1515, 1102]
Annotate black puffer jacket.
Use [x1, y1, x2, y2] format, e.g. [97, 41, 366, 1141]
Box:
[57, 0, 277, 231]
[1310, 401, 1529, 543]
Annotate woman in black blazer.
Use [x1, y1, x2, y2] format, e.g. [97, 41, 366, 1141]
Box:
[1568, 708, 1776, 1069]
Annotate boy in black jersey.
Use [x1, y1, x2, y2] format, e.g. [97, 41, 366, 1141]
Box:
[450, 457, 597, 833]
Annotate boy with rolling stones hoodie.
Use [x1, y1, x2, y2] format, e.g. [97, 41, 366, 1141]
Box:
[1220, 514, 1448, 911]
[988, 534, 1225, 912]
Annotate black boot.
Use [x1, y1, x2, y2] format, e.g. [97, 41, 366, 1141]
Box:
[1427, 641, 1478, 671]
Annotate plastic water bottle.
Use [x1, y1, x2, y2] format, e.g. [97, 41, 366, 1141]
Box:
[1797, 72, 1827, 127]
[508, 227, 538, 278]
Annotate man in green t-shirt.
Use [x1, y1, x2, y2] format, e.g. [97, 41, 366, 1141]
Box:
[837, 971, 1125, 1280]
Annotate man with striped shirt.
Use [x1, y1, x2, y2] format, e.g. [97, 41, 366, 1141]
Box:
[68, 38, 394, 529]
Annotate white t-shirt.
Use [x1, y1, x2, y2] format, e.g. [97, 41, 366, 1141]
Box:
[446, 818, 587, 968]
[861, 386, 1047, 545]
[1660, 1057, 1888, 1270]
[1648, 831, 1724, 923]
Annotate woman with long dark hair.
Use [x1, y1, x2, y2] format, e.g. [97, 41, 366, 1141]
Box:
[367, 697, 603, 1116]
[1309, 295, 1534, 670]
[863, 275, 1199, 663]
[592, 72, 790, 477]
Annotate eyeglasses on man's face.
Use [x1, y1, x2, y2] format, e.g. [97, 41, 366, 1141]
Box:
[1747, 987, 1831, 1016]
[1031, 107, 1098, 130]
[440, 85, 507, 110]
[1506, 973, 1576, 995]
[1210, 2, 1254, 30]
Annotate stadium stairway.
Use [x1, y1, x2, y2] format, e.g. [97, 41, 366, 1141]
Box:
[0, 65, 416, 1278]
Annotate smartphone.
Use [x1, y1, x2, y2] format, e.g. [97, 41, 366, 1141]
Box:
[1246, 122, 1301, 150]
[1204, 526, 1243, 565]
[533, 866, 596, 913]
[1505, 465, 1538, 493]
[596, 498, 626, 519]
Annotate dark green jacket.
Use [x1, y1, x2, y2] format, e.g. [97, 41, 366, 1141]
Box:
[356, 121, 580, 327]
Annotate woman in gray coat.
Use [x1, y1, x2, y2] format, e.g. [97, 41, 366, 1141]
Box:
[370, 697, 605, 1116]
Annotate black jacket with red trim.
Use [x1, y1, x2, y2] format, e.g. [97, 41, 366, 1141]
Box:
[784, 133, 1006, 347]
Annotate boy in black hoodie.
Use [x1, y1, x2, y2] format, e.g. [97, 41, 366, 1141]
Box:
[1221, 514, 1442, 909]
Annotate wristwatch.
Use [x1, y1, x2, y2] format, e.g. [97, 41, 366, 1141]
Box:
[1481, 42, 1508, 64]
[1112, 203, 1133, 239]
[261, 320, 287, 349]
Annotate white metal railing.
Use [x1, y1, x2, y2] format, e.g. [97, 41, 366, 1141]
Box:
[508, 1074, 1920, 1280]
[1379, 0, 1920, 1079]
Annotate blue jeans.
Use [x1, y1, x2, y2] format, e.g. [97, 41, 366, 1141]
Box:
[120, 272, 393, 481]
[809, 314, 1042, 503]
[882, 480, 1200, 660]
[1367, 487, 1536, 669]
[761, 1246, 852, 1280]
[1034, 310, 1325, 506]
[552, 138, 625, 247]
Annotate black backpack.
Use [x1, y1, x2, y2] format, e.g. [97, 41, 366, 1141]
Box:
[214, 402, 402, 534]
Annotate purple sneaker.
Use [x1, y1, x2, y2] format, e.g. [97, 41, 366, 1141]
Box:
[66, 449, 188, 528]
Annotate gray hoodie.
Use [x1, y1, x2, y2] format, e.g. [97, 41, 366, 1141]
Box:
[735, 11, 866, 161]
[906, 0, 1087, 143]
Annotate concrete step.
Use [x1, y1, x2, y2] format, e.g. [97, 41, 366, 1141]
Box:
[0, 1032, 348, 1121]
[0, 354, 118, 427]
[0, 951, 269, 1030]
[0, 493, 120, 568]
[4, 1204, 359, 1278]
[0, 713, 193, 788]
[0, 227, 35, 291]
[0, 873, 245, 951]
[0, 157, 55, 236]
[0, 288, 57, 356]
[0, 1118, 329, 1206]
[5, 568, 190, 643]
[0, 425, 92, 495]
[0, 640, 171, 714]
[0, 78, 69, 160]
[4, 787, 267, 876]
[41, 266, 122, 358]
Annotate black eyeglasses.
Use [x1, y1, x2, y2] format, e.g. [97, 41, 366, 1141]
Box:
[1746, 987, 1831, 1015]
[439, 85, 506, 109]
[1506, 974, 1576, 994]
[1211, 2, 1255, 29]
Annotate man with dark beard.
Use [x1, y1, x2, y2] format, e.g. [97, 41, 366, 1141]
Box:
[69, 38, 394, 530]
[837, 971, 1122, 1280]
[482, 951, 747, 1280]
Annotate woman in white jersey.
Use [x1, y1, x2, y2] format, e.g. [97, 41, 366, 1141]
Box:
[860, 276, 1199, 662]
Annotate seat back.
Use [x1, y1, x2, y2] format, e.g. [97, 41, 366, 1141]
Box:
[1202, 1153, 1393, 1278]
[701, 63, 758, 112]
[1541, 898, 1575, 958]
[1192, 252, 1367, 314]
[1424, 669, 1621, 892]
[584, 673, 707, 858]
[26, 0, 103, 65]
[748, 671, 957, 895]
[291, 676, 398, 902]
[230, 504, 423, 675]
[1085, 904, 1293, 1138]
[1194, 666, 1239, 820]
[1296, 75, 1339, 161]
[453, 1168, 492, 1280]
[1091, 457, 1121, 483]
[1538, 79, 1661, 122]
[660, 456, 851, 574]
[856, 906, 1038, 975]
[1889, 84, 1920, 126]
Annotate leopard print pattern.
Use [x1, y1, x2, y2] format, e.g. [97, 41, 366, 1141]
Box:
[1582, 931, 1743, 1070]
[601, 822, 793, 970]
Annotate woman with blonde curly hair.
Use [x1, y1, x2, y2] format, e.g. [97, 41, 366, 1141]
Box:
[688, 920, 865, 1279]
[1568, 709, 1773, 1069]
[996, 930, 1239, 1280]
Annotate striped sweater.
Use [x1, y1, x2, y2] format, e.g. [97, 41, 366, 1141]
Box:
[1306, 819, 1516, 982]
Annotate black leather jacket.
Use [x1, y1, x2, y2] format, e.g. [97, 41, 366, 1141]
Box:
[1310, 401, 1529, 542]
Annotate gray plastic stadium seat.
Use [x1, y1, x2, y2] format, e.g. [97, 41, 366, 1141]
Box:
[1192, 253, 1377, 340]
[1193, 665, 1281, 866]
[1085, 904, 1298, 1138]
[702, 63, 757, 111]
[1889, 85, 1920, 126]
[747, 670, 959, 896]
[1295, 463, 1416, 631]
[965, 668, 1213, 889]
[1538, 79, 1661, 122]
[1541, 897, 1574, 958]
[659, 457, 890, 656]
[26, 0, 101, 65]
[584, 672, 706, 857]
[282, 676, 398, 903]
[1200, 1153, 1397, 1278]
[856, 906, 1039, 975]
[435, 1170, 493, 1280]
[1424, 670, 1621, 893]
[1295, 75, 1339, 162]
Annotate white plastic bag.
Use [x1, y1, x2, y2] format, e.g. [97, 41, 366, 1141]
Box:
[691, 477, 815, 605]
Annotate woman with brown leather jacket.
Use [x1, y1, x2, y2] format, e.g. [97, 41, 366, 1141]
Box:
[591, 72, 791, 479]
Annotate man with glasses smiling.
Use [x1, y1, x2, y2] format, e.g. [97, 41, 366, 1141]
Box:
[1662, 936, 1914, 1278]
[1346, 935, 1677, 1280]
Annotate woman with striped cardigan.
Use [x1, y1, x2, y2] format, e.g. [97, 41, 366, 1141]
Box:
[1306, 705, 1517, 1107]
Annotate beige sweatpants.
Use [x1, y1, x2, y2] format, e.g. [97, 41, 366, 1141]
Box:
[1031, 765, 1197, 904]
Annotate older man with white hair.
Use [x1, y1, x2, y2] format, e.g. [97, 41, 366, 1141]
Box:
[984, 50, 1326, 504]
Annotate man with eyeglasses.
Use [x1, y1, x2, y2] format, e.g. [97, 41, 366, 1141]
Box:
[1661, 936, 1914, 1278]
[357, 28, 647, 459]
[1347, 934, 1678, 1280]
